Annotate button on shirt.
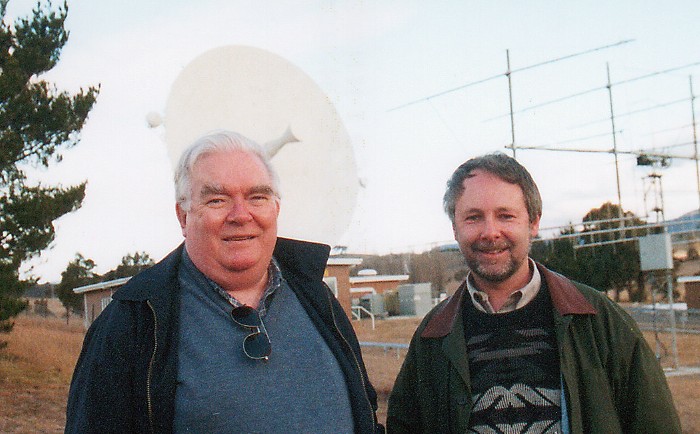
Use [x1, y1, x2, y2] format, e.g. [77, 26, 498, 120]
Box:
[466, 259, 541, 313]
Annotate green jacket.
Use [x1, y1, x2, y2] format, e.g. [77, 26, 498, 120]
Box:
[387, 263, 681, 433]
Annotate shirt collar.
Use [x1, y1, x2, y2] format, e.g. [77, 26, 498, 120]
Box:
[181, 248, 283, 317]
[466, 258, 541, 314]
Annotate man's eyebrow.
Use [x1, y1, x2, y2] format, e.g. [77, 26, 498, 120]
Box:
[200, 184, 225, 197]
[249, 185, 276, 196]
[199, 184, 276, 197]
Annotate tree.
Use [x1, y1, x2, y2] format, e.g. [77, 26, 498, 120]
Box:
[0, 1, 99, 341]
[101, 251, 155, 281]
[56, 252, 154, 317]
[532, 202, 652, 301]
[579, 202, 650, 300]
[531, 227, 583, 283]
[56, 253, 97, 315]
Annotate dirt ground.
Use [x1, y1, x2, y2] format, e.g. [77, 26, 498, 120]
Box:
[0, 360, 69, 433]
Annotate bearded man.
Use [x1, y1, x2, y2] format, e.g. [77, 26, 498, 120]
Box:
[387, 153, 680, 433]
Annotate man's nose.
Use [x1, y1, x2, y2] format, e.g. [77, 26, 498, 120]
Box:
[226, 198, 254, 223]
[480, 216, 501, 239]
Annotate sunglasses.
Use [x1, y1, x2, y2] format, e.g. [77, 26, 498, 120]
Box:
[230, 305, 271, 361]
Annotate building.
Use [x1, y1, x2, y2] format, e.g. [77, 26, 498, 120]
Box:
[349, 272, 410, 296]
[73, 277, 131, 329]
[324, 257, 364, 318]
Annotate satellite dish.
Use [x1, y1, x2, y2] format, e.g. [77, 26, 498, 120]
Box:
[163, 45, 358, 246]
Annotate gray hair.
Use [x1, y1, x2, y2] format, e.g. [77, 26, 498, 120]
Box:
[174, 130, 280, 211]
[443, 153, 542, 224]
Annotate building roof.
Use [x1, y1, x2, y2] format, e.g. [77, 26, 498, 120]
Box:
[350, 274, 410, 284]
[678, 275, 700, 284]
[73, 277, 131, 294]
[327, 257, 363, 266]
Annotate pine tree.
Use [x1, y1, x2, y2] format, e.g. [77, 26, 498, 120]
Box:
[56, 253, 97, 315]
[0, 0, 98, 344]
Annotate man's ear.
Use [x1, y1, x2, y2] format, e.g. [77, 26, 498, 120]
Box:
[530, 215, 541, 238]
[175, 203, 187, 237]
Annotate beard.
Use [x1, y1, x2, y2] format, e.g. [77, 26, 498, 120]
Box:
[464, 239, 526, 283]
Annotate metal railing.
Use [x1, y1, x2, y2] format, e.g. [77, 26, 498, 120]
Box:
[360, 341, 409, 359]
[352, 305, 375, 330]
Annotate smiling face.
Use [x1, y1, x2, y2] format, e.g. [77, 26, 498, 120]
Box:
[452, 169, 540, 292]
[176, 149, 280, 291]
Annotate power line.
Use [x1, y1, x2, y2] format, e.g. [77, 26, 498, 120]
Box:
[387, 40, 634, 112]
[488, 60, 700, 121]
[642, 123, 694, 136]
[571, 96, 689, 129]
[531, 130, 623, 148]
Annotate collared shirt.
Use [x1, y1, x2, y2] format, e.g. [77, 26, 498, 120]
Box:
[182, 248, 283, 317]
[211, 259, 282, 317]
[466, 258, 541, 314]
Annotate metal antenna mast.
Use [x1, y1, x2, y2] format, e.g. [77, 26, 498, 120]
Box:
[506, 50, 517, 158]
[690, 75, 700, 211]
[606, 63, 625, 231]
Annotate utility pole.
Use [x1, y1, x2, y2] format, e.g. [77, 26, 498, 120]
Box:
[606, 63, 625, 232]
[506, 49, 517, 158]
[690, 75, 700, 211]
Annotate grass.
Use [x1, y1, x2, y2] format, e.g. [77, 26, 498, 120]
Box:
[0, 309, 698, 432]
[0, 314, 84, 433]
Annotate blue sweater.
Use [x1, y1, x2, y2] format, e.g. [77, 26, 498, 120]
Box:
[173, 251, 354, 432]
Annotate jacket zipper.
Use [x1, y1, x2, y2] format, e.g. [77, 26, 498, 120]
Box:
[324, 289, 375, 431]
[146, 300, 158, 434]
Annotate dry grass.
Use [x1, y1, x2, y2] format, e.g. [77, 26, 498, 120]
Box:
[0, 313, 84, 433]
[668, 375, 700, 434]
[0, 310, 698, 432]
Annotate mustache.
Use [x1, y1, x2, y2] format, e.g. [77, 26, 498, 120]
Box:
[471, 240, 513, 252]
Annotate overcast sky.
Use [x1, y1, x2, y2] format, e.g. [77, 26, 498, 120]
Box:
[6, 0, 700, 282]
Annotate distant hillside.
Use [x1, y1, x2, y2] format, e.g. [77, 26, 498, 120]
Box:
[667, 209, 700, 233]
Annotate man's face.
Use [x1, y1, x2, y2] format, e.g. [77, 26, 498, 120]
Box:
[176, 150, 280, 286]
[452, 169, 540, 290]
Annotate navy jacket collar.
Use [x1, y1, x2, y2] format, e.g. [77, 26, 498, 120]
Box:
[114, 238, 330, 302]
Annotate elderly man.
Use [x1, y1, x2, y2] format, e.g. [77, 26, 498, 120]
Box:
[387, 153, 681, 433]
[66, 130, 382, 433]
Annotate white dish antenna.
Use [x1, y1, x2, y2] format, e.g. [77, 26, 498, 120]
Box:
[163, 45, 358, 246]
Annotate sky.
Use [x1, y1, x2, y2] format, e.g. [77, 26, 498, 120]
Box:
[6, 0, 700, 283]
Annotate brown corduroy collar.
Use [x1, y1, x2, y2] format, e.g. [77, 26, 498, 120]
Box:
[421, 262, 597, 338]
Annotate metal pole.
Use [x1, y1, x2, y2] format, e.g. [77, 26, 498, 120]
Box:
[658, 173, 666, 222]
[606, 63, 625, 231]
[650, 273, 661, 359]
[507, 49, 517, 158]
[665, 267, 679, 369]
[690, 75, 700, 211]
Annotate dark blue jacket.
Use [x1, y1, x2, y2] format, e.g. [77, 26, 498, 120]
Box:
[66, 238, 382, 433]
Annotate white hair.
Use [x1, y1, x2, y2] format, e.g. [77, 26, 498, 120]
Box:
[174, 130, 280, 211]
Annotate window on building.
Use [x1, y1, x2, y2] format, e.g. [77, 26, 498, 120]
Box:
[323, 276, 338, 298]
[101, 296, 112, 311]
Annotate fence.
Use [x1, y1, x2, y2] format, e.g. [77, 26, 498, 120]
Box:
[359, 307, 700, 372]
